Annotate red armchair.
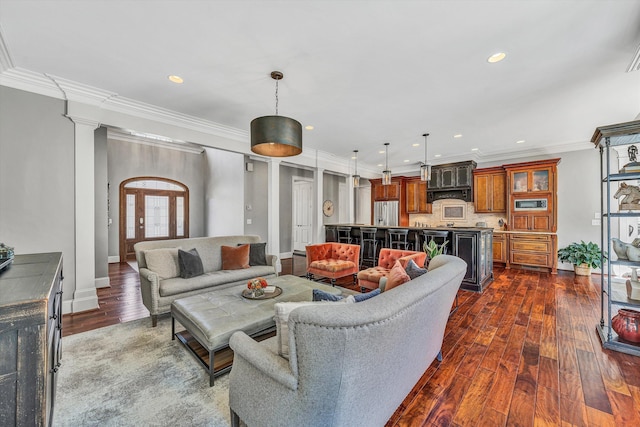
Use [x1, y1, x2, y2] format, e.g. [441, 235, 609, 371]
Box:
[357, 248, 427, 291]
[306, 243, 360, 286]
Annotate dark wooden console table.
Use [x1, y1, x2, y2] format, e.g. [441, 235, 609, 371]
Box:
[0, 252, 63, 426]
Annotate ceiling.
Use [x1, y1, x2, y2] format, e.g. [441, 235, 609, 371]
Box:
[1, 0, 640, 173]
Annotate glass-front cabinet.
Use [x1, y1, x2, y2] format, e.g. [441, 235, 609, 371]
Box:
[593, 119, 640, 357]
[511, 168, 551, 193]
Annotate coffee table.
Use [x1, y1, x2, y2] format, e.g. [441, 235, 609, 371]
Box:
[171, 275, 355, 386]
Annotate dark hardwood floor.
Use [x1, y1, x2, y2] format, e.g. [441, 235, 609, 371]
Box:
[62, 261, 640, 426]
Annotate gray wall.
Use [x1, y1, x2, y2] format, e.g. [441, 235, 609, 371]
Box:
[94, 127, 109, 280]
[107, 138, 207, 257]
[243, 158, 269, 241]
[322, 173, 345, 225]
[279, 165, 314, 253]
[203, 148, 244, 236]
[0, 86, 76, 301]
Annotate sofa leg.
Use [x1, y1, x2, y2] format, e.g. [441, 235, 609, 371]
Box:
[437, 351, 443, 362]
[306, 273, 313, 281]
[152, 315, 158, 327]
[360, 287, 366, 293]
[230, 409, 240, 427]
[330, 278, 336, 287]
[353, 273, 357, 285]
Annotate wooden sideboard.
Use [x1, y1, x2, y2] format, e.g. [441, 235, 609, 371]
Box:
[0, 253, 63, 426]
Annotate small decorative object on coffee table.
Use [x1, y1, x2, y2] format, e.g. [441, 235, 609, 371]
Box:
[242, 277, 283, 299]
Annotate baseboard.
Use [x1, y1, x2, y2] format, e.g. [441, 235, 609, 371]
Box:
[72, 288, 99, 313]
[62, 300, 73, 315]
[95, 276, 110, 288]
[280, 252, 293, 259]
[108, 256, 120, 263]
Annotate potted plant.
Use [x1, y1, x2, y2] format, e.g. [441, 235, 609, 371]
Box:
[557, 240, 606, 276]
[423, 239, 448, 265]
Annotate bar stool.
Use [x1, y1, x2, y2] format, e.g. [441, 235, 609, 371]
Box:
[325, 226, 338, 242]
[387, 229, 411, 250]
[421, 230, 449, 253]
[359, 227, 378, 268]
[337, 226, 353, 244]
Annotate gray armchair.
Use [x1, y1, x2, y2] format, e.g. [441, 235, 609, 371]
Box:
[228, 255, 466, 427]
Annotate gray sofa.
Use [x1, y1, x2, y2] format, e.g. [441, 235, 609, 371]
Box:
[228, 254, 466, 427]
[134, 235, 277, 326]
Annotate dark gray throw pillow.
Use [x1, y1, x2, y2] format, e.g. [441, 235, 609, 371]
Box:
[405, 259, 428, 280]
[238, 242, 268, 266]
[178, 248, 204, 279]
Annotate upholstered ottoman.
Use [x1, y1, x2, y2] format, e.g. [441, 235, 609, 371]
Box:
[171, 275, 351, 386]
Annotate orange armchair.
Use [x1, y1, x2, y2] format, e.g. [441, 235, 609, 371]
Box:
[306, 243, 360, 286]
[357, 248, 426, 291]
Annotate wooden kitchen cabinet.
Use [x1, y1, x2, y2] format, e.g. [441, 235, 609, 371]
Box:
[405, 178, 431, 213]
[504, 159, 560, 232]
[509, 233, 557, 273]
[372, 180, 401, 201]
[493, 232, 507, 264]
[473, 167, 506, 213]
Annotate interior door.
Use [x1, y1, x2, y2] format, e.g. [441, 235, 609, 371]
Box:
[292, 179, 313, 251]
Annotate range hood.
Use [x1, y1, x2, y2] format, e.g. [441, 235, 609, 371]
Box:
[426, 160, 476, 203]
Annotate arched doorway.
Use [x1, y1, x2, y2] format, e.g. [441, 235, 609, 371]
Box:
[119, 177, 189, 261]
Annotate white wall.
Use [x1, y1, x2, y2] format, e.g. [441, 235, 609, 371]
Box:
[204, 148, 245, 236]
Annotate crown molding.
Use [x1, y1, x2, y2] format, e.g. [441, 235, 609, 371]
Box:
[0, 25, 14, 72]
[627, 42, 640, 73]
[107, 129, 205, 154]
[0, 67, 65, 99]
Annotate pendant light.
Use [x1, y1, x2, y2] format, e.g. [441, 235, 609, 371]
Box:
[420, 133, 431, 181]
[250, 71, 302, 157]
[382, 142, 392, 185]
[352, 150, 360, 187]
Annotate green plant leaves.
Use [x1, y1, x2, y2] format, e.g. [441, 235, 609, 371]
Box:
[557, 240, 607, 269]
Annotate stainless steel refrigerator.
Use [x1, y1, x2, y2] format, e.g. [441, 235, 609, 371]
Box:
[373, 200, 399, 226]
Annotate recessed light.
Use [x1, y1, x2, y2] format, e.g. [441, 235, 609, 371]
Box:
[471, 148, 479, 151]
[305, 125, 314, 130]
[403, 160, 410, 163]
[168, 75, 184, 84]
[379, 150, 385, 154]
[377, 164, 383, 167]
[454, 134, 463, 138]
[516, 140, 525, 144]
[412, 143, 420, 147]
[434, 154, 441, 158]
[487, 52, 506, 63]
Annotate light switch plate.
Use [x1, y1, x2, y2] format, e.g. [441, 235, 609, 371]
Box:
[592, 219, 601, 226]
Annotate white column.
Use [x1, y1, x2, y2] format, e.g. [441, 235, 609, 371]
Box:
[315, 168, 325, 243]
[70, 117, 100, 312]
[349, 176, 356, 224]
[267, 159, 282, 273]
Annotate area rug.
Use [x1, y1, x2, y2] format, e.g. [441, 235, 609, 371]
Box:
[54, 318, 230, 426]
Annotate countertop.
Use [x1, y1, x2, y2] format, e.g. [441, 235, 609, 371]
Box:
[326, 224, 557, 235]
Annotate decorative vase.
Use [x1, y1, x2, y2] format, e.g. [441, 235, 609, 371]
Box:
[574, 263, 591, 276]
[611, 308, 640, 343]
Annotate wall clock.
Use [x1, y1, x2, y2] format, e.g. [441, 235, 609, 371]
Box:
[322, 200, 334, 217]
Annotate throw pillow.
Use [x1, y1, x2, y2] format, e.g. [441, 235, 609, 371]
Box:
[354, 288, 381, 302]
[313, 288, 380, 303]
[178, 248, 204, 279]
[405, 259, 428, 280]
[221, 244, 250, 270]
[144, 247, 181, 279]
[385, 260, 411, 292]
[274, 301, 326, 359]
[238, 242, 268, 266]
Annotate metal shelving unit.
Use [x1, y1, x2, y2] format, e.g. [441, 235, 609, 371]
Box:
[593, 120, 640, 356]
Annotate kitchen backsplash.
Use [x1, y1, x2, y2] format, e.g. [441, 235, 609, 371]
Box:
[409, 199, 506, 230]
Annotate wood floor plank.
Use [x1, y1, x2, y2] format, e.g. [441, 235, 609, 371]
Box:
[66, 261, 640, 427]
[534, 385, 560, 427]
[451, 368, 495, 427]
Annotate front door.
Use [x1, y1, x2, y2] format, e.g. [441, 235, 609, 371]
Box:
[119, 177, 189, 261]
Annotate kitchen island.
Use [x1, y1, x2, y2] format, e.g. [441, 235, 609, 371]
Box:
[325, 224, 493, 292]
